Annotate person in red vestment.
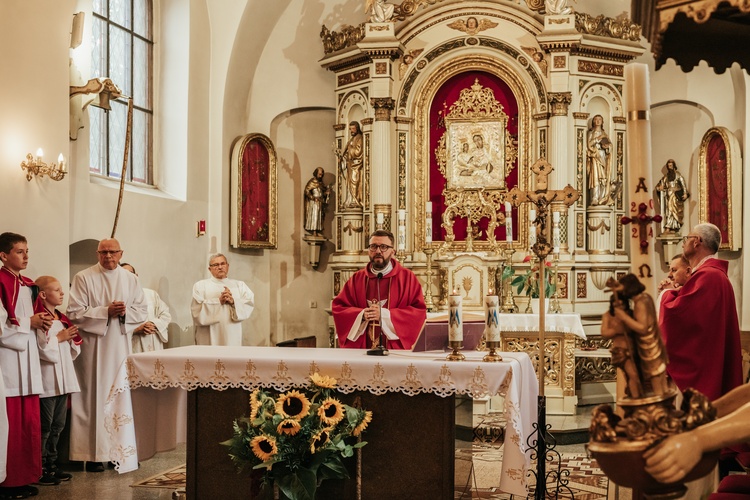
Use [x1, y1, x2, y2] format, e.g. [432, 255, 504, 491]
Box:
[659, 223, 742, 401]
[333, 230, 426, 350]
[0, 232, 51, 499]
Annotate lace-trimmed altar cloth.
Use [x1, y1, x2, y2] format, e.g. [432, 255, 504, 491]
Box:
[104, 345, 537, 496]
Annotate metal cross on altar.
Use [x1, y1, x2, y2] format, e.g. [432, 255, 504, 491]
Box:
[621, 202, 662, 255]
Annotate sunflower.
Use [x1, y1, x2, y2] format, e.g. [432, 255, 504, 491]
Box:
[250, 435, 278, 462]
[352, 410, 373, 437]
[310, 372, 337, 389]
[310, 429, 330, 453]
[249, 389, 262, 421]
[277, 419, 302, 436]
[318, 397, 345, 426]
[275, 390, 311, 420]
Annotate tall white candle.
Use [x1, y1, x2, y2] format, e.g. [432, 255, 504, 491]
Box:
[425, 202, 433, 214]
[484, 293, 500, 342]
[504, 201, 513, 243]
[398, 209, 406, 221]
[552, 211, 560, 254]
[448, 292, 463, 342]
[397, 221, 406, 251]
[376, 212, 384, 225]
[425, 217, 433, 244]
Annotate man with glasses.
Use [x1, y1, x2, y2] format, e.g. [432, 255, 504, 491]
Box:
[67, 238, 147, 472]
[659, 223, 742, 401]
[332, 230, 426, 350]
[191, 253, 254, 346]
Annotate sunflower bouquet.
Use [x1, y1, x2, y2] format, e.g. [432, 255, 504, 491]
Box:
[222, 373, 371, 500]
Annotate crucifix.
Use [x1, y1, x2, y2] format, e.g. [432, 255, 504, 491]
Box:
[505, 157, 580, 500]
[621, 200, 662, 255]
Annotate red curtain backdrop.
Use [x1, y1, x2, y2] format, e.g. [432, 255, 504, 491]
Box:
[428, 71, 519, 242]
[241, 139, 271, 242]
[706, 134, 729, 244]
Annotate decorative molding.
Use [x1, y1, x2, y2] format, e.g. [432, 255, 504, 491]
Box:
[573, 112, 590, 120]
[338, 68, 371, 87]
[398, 132, 407, 210]
[553, 55, 567, 69]
[576, 128, 585, 209]
[371, 97, 395, 121]
[578, 60, 624, 77]
[320, 23, 366, 55]
[548, 92, 572, 116]
[576, 272, 587, 298]
[574, 12, 641, 41]
[576, 212, 584, 247]
[375, 62, 388, 75]
[613, 116, 627, 124]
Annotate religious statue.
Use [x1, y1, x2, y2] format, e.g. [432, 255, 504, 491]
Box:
[365, 0, 395, 23]
[588, 273, 718, 497]
[586, 114, 615, 206]
[458, 133, 499, 176]
[334, 121, 364, 209]
[600, 274, 670, 399]
[545, 0, 573, 15]
[655, 159, 690, 233]
[304, 167, 330, 237]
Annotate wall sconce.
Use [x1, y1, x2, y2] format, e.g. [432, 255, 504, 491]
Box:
[21, 149, 66, 181]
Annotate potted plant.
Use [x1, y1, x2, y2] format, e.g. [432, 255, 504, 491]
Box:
[511, 255, 555, 311]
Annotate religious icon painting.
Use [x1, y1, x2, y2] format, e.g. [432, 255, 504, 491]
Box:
[698, 127, 742, 251]
[230, 133, 278, 249]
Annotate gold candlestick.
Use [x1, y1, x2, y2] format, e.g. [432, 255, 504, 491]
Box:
[483, 340, 503, 362]
[501, 246, 519, 313]
[424, 246, 436, 312]
[549, 254, 563, 313]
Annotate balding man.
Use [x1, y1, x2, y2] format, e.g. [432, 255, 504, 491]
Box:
[66, 238, 147, 471]
[659, 223, 742, 400]
[191, 253, 254, 346]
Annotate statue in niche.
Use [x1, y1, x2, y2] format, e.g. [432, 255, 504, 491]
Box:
[304, 167, 330, 237]
[586, 114, 616, 206]
[334, 121, 363, 209]
[366, 0, 395, 23]
[655, 159, 690, 233]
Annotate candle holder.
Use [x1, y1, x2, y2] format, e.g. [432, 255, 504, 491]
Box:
[549, 255, 563, 314]
[424, 246, 436, 312]
[483, 340, 503, 362]
[446, 341, 465, 361]
[501, 246, 519, 313]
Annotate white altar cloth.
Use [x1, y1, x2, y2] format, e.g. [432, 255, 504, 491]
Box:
[427, 312, 586, 339]
[104, 345, 538, 496]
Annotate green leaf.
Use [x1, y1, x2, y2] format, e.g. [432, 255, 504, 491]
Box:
[318, 455, 349, 480]
[277, 467, 317, 500]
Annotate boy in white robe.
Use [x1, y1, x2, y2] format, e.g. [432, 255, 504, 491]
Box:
[34, 276, 81, 485]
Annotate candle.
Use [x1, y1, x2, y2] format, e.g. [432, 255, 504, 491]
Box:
[504, 202, 513, 243]
[425, 216, 433, 244]
[484, 293, 500, 342]
[397, 223, 406, 251]
[528, 209, 537, 249]
[398, 209, 406, 221]
[552, 211, 560, 254]
[36, 148, 44, 161]
[448, 291, 463, 342]
[376, 212, 384, 225]
[425, 201, 433, 214]
[58, 153, 66, 173]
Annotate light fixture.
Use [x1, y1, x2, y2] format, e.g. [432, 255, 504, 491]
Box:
[70, 77, 123, 112]
[21, 149, 67, 181]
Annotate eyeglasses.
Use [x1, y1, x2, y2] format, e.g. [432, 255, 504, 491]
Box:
[682, 235, 700, 243]
[209, 262, 228, 268]
[368, 244, 393, 252]
[97, 250, 122, 256]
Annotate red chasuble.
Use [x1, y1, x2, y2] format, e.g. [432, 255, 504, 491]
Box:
[659, 258, 742, 401]
[332, 259, 426, 350]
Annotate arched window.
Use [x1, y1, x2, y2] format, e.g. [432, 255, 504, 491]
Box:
[90, 0, 153, 184]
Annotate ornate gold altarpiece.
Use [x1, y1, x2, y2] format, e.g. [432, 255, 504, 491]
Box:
[320, 0, 645, 413]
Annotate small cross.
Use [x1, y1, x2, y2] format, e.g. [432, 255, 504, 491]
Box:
[621, 203, 662, 255]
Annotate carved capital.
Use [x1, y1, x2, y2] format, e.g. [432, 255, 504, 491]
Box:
[548, 92, 572, 116]
[371, 97, 395, 121]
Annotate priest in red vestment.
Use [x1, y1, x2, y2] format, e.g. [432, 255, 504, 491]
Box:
[333, 230, 426, 350]
[659, 223, 742, 401]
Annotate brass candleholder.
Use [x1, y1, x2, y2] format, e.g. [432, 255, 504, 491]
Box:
[501, 246, 518, 313]
[424, 246, 436, 312]
[483, 340, 503, 362]
[549, 254, 563, 313]
[446, 340, 465, 361]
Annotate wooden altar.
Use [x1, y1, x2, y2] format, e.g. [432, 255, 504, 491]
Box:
[105, 346, 538, 498]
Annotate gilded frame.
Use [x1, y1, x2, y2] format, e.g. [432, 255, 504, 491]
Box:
[230, 133, 278, 249]
[698, 126, 742, 251]
[445, 120, 507, 190]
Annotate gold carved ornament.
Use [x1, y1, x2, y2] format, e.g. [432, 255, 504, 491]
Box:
[433, 80, 518, 254]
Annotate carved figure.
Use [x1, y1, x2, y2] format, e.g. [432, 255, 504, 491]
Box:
[365, 0, 394, 23]
[335, 121, 364, 209]
[446, 17, 498, 36]
[304, 167, 330, 236]
[521, 46, 548, 76]
[586, 114, 615, 206]
[545, 0, 573, 15]
[655, 159, 690, 233]
[398, 48, 423, 79]
[604, 274, 670, 398]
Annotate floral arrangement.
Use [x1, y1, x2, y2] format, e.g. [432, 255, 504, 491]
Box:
[511, 255, 555, 298]
[222, 373, 371, 500]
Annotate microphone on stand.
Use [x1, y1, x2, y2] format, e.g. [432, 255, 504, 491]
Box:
[367, 272, 388, 356]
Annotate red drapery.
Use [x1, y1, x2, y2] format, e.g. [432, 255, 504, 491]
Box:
[241, 138, 271, 242]
[706, 134, 729, 244]
[428, 71, 519, 242]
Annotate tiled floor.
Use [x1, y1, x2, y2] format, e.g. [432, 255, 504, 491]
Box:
[30, 405, 618, 500]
